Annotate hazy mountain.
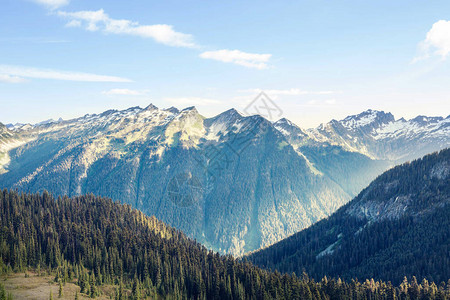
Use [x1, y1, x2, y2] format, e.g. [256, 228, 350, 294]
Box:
[0, 106, 448, 255]
[306, 109, 449, 162]
[247, 149, 450, 284]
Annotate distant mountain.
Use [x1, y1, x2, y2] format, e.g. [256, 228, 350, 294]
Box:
[305, 110, 449, 162]
[247, 149, 450, 284]
[5, 118, 64, 130]
[0, 106, 448, 255]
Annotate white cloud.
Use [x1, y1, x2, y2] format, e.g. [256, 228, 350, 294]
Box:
[199, 49, 271, 69]
[55, 10, 274, 67]
[31, 0, 69, 9]
[65, 20, 81, 28]
[242, 88, 341, 96]
[413, 20, 450, 62]
[0, 65, 131, 82]
[102, 88, 144, 96]
[57, 9, 197, 48]
[0, 74, 27, 84]
[164, 97, 222, 106]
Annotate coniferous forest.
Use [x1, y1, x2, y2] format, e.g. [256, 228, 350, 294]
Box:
[248, 149, 450, 289]
[0, 189, 449, 299]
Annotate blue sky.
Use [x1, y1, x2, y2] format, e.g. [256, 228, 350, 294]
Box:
[1, 0, 449, 128]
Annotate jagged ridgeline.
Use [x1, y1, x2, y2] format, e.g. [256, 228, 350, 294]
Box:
[247, 149, 450, 285]
[1, 190, 450, 299]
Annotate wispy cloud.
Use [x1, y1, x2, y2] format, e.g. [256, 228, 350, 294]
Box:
[0, 74, 27, 84]
[53, 9, 273, 68]
[164, 97, 222, 106]
[31, 0, 69, 9]
[242, 88, 341, 96]
[0, 65, 131, 82]
[413, 20, 450, 63]
[57, 9, 197, 48]
[102, 88, 145, 96]
[199, 49, 271, 69]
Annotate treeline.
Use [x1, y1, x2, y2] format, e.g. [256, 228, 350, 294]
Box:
[247, 149, 450, 287]
[1, 189, 449, 299]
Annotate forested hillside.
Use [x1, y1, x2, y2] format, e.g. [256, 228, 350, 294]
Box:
[1, 189, 449, 299]
[247, 149, 450, 286]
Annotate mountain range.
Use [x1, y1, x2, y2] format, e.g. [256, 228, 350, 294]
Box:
[247, 149, 450, 285]
[0, 105, 448, 255]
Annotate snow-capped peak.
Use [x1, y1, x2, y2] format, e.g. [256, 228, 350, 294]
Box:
[144, 103, 159, 111]
[340, 109, 394, 130]
[274, 118, 294, 126]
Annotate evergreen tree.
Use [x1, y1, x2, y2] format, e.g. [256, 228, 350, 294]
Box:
[132, 276, 141, 300]
[58, 281, 63, 298]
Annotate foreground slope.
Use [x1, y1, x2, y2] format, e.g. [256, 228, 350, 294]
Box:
[4, 190, 448, 299]
[248, 149, 450, 285]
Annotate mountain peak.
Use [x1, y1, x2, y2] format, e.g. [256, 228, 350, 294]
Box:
[203, 108, 243, 131]
[35, 118, 57, 126]
[163, 106, 180, 114]
[274, 118, 308, 139]
[224, 108, 241, 115]
[274, 118, 300, 130]
[217, 108, 243, 119]
[100, 109, 119, 117]
[340, 109, 394, 130]
[181, 106, 198, 113]
[275, 117, 290, 124]
[144, 103, 159, 111]
[410, 115, 443, 125]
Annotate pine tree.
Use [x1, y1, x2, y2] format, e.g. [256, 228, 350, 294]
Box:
[409, 276, 420, 300]
[132, 276, 141, 300]
[58, 281, 63, 298]
[0, 284, 6, 300]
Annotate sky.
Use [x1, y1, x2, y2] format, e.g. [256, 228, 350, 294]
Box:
[1, 0, 450, 128]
